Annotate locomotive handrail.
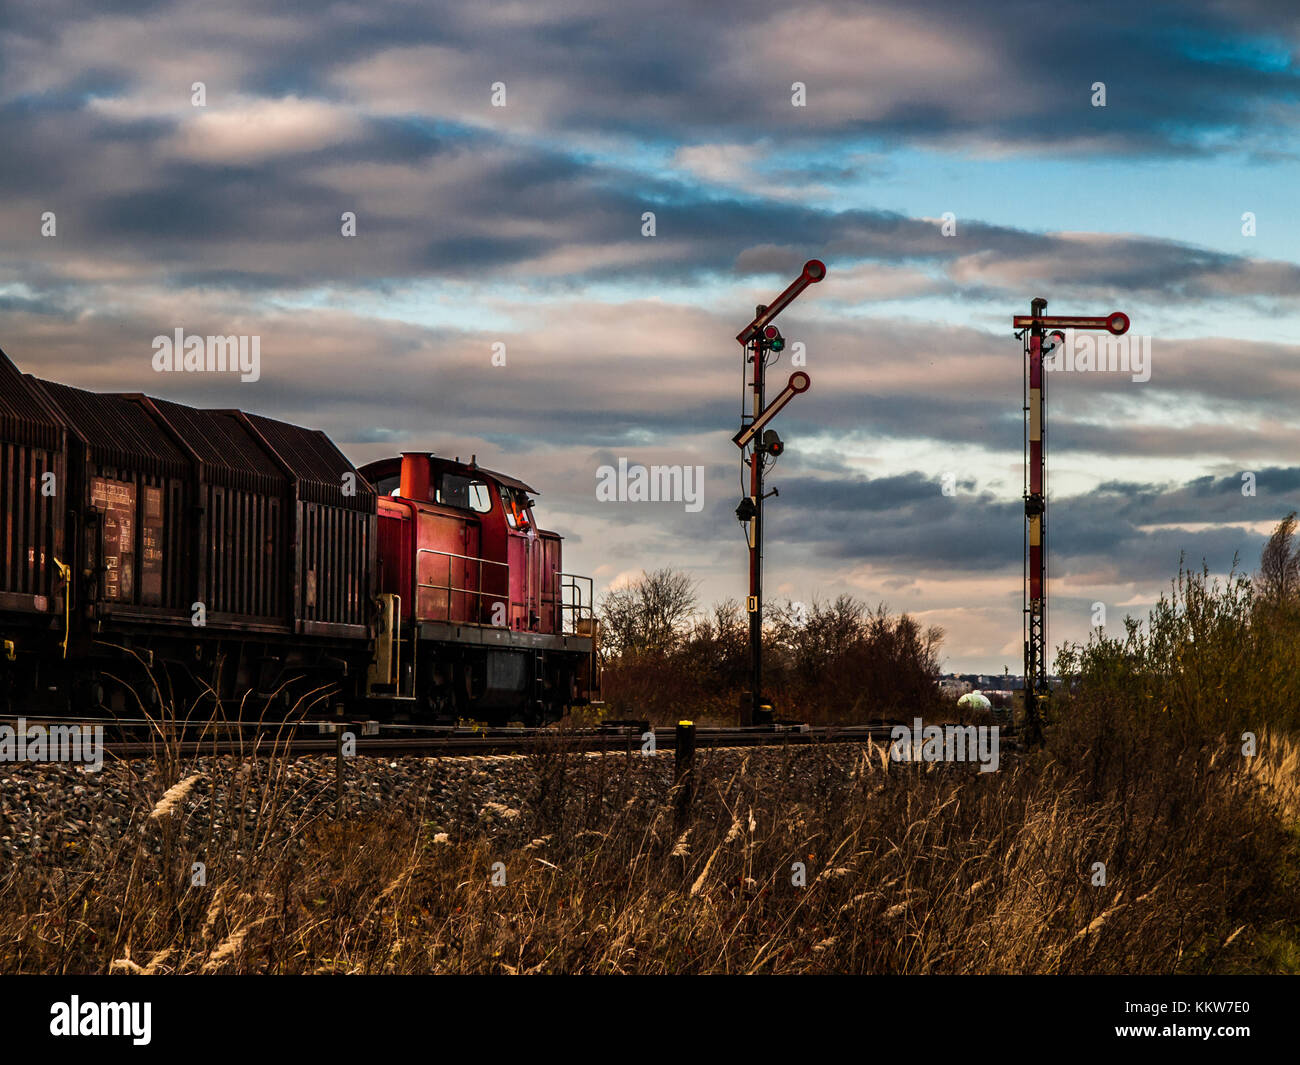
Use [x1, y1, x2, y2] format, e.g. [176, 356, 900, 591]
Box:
[416, 548, 508, 568]
[416, 548, 508, 625]
[415, 551, 585, 635]
[556, 570, 594, 635]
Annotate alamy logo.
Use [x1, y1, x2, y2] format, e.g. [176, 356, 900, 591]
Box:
[889, 718, 1000, 773]
[0, 718, 103, 771]
[1044, 328, 1151, 383]
[595, 458, 704, 513]
[50, 997, 151, 1045]
[152, 328, 261, 382]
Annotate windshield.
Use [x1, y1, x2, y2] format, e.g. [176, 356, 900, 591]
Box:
[498, 485, 533, 529]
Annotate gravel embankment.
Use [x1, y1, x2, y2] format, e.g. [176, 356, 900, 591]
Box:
[1, 745, 815, 864]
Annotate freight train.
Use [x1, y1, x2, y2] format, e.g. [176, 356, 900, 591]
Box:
[0, 346, 599, 723]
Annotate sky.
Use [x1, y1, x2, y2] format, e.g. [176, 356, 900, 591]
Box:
[2, 0, 1299, 674]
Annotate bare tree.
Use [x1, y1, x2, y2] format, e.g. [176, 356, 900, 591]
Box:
[1258, 511, 1300, 604]
[672, 599, 749, 688]
[599, 568, 698, 659]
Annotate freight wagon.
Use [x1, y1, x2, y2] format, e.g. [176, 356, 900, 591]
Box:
[0, 345, 598, 723]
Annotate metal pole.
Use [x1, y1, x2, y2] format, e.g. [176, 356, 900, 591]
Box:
[1015, 300, 1127, 746]
[749, 314, 764, 726]
[732, 262, 825, 728]
[1024, 297, 1047, 745]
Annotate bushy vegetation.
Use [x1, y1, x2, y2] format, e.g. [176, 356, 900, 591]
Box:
[1052, 514, 1300, 772]
[596, 569, 944, 724]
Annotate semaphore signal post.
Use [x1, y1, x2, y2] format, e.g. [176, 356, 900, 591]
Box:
[1013, 298, 1130, 744]
[733, 259, 826, 725]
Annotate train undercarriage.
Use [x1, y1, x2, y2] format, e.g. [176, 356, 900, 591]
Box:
[1, 609, 596, 728]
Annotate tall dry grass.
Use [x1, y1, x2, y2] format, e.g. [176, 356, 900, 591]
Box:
[1, 720, 1294, 973]
[0, 663, 342, 975]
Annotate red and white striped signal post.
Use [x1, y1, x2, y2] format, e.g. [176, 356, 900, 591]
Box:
[734, 260, 825, 725]
[1013, 299, 1130, 743]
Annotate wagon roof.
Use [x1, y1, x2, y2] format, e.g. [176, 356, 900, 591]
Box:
[0, 345, 63, 449]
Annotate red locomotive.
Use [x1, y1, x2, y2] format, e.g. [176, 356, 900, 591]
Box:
[0, 345, 599, 723]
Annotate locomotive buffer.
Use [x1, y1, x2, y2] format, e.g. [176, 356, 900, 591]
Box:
[733, 260, 825, 726]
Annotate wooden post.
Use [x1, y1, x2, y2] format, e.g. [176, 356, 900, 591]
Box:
[674, 720, 695, 826]
[335, 725, 344, 819]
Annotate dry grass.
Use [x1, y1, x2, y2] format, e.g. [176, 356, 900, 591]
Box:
[1, 714, 1295, 974]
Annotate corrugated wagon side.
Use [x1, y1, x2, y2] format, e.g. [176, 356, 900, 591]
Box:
[0, 347, 66, 696]
[240, 411, 376, 639]
[7, 358, 377, 713]
[33, 382, 196, 624]
[141, 396, 292, 630]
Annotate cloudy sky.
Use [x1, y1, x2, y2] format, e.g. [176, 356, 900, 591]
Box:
[3, 0, 1299, 673]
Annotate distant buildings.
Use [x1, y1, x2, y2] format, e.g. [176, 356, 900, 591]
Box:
[941, 672, 1022, 692]
[938, 677, 974, 697]
[938, 672, 1061, 700]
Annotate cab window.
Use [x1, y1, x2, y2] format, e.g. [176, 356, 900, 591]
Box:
[498, 485, 532, 529]
[437, 473, 492, 513]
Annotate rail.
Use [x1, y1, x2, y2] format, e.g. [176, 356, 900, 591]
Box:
[17, 718, 923, 759]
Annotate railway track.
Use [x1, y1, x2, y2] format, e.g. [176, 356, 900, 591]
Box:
[0, 715, 911, 760]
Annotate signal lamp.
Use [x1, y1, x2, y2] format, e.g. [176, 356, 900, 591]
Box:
[763, 325, 785, 352]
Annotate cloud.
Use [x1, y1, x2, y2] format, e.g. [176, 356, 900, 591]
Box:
[165, 96, 366, 163]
